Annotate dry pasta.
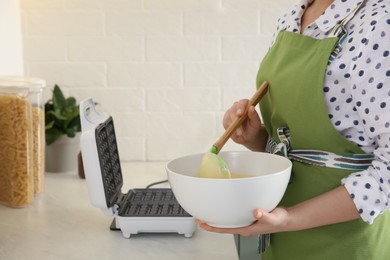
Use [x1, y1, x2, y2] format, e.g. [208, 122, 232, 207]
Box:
[0, 94, 33, 207]
[32, 107, 45, 194]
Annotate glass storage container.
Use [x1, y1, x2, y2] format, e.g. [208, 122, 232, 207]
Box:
[1, 77, 46, 194]
[0, 78, 34, 207]
[26, 78, 46, 194]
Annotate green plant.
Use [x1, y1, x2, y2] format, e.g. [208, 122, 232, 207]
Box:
[45, 84, 81, 145]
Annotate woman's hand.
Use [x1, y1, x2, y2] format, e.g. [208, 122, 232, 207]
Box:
[196, 207, 290, 237]
[223, 99, 268, 151]
[197, 186, 361, 236]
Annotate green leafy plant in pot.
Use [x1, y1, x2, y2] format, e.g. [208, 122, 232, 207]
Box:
[45, 84, 80, 145]
[45, 85, 81, 172]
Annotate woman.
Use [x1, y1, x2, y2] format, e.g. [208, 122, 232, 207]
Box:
[197, 0, 390, 259]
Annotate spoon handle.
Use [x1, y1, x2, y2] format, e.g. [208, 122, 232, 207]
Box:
[212, 81, 269, 154]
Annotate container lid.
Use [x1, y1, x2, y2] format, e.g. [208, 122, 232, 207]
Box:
[0, 76, 46, 92]
[0, 78, 32, 97]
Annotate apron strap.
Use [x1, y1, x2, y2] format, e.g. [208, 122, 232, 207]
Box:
[258, 233, 271, 254]
[329, 1, 364, 38]
[266, 127, 375, 170]
[328, 1, 365, 64]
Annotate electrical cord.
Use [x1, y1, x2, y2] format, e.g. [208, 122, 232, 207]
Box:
[145, 179, 169, 189]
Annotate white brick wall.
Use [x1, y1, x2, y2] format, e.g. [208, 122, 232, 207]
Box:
[0, 0, 24, 75]
[21, 0, 296, 161]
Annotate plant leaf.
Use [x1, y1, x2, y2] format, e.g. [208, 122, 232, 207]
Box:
[66, 97, 77, 107]
[68, 116, 81, 132]
[46, 110, 68, 121]
[52, 84, 67, 111]
[45, 128, 64, 145]
[45, 121, 55, 130]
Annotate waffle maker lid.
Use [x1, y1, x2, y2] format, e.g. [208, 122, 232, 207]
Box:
[80, 98, 124, 215]
[95, 116, 124, 208]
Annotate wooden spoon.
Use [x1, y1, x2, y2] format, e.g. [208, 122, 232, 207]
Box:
[198, 81, 269, 178]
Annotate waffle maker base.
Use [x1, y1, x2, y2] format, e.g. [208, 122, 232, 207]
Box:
[80, 98, 195, 238]
[112, 188, 195, 238]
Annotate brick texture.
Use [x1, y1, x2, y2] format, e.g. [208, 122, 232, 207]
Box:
[21, 0, 295, 161]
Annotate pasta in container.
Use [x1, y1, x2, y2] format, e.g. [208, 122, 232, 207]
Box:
[26, 78, 46, 194]
[0, 79, 34, 207]
[0, 77, 46, 195]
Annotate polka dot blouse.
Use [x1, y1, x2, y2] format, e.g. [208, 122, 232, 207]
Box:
[271, 0, 390, 224]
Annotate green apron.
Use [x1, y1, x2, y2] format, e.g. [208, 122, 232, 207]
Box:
[256, 30, 390, 259]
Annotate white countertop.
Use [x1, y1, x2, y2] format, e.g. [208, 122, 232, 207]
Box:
[0, 162, 238, 260]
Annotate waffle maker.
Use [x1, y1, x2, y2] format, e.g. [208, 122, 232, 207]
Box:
[80, 98, 196, 238]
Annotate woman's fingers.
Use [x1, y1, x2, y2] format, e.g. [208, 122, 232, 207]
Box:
[223, 99, 249, 129]
[247, 106, 262, 129]
[195, 219, 250, 235]
[196, 207, 290, 236]
[222, 99, 264, 148]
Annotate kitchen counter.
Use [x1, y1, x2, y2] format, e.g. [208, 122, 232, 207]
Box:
[0, 162, 238, 260]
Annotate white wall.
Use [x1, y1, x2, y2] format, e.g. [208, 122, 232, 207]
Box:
[0, 0, 24, 75]
[21, 0, 296, 161]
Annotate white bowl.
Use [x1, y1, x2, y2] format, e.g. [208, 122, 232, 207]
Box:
[166, 151, 292, 228]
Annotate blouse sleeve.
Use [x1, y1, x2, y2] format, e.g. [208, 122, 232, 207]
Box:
[341, 14, 390, 224]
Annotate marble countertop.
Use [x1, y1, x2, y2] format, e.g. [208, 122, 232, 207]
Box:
[0, 162, 238, 260]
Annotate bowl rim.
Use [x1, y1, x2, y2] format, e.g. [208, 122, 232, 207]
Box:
[166, 150, 292, 181]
